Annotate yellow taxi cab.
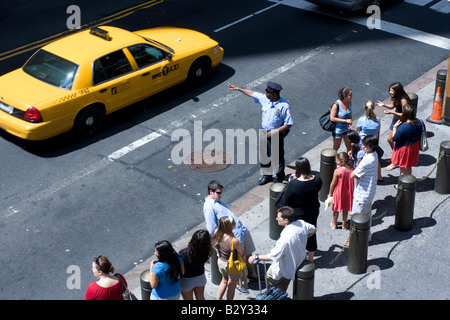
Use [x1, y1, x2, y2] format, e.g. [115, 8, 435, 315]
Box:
[0, 26, 224, 140]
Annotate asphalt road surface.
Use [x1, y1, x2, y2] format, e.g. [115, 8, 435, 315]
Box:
[0, 0, 449, 299]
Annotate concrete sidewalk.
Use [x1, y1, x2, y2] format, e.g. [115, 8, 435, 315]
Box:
[126, 59, 450, 300]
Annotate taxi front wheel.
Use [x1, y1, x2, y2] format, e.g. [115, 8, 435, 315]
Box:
[74, 105, 105, 137]
[187, 57, 210, 87]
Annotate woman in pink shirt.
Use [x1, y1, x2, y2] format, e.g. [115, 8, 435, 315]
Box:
[84, 255, 126, 300]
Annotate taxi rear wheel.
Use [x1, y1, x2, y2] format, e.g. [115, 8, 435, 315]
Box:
[74, 105, 105, 137]
[187, 57, 211, 87]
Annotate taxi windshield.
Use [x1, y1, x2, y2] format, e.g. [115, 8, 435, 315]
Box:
[23, 50, 79, 90]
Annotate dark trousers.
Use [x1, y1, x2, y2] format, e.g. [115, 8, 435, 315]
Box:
[260, 131, 286, 181]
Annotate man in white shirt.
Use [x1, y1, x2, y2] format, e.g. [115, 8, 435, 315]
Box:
[351, 135, 379, 241]
[248, 206, 316, 292]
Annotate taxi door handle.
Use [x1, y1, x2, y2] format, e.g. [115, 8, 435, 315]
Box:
[99, 88, 107, 93]
[142, 72, 150, 77]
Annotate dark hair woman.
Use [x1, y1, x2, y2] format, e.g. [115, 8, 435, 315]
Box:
[179, 229, 212, 300]
[391, 104, 422, 185]
[150, 240, 184, 300]
[330, 87, 353, 152]
[376, 82, 411, 170]
[278, 157, 323, 262]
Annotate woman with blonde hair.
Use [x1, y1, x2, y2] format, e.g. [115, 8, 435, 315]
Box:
[212, 216, 245, 300]
[357, 100, 383, 181]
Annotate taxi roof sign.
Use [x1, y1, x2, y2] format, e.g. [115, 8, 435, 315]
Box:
[90, 27, 112, 41]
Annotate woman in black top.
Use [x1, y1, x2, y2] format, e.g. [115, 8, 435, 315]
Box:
[278, 157, 322, 262]
[179, 229, 212, 300]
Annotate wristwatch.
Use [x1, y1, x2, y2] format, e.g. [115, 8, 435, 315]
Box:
[255, 254, 259, 260]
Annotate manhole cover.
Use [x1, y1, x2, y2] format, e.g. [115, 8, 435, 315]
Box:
[186, 149, 231, 173]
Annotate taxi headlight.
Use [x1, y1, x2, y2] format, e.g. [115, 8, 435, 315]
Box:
[213, 45, 221, 55]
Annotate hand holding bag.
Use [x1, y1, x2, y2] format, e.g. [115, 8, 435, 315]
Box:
[226, 238, 246, 274]
[319, 103, 337, 132]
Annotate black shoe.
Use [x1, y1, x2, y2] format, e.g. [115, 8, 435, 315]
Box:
[258, 176, 273, 186]
[273, 176, 286, 183]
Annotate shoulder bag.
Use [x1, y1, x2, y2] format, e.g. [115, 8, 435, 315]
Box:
[226, 238, 246, 274]
[319, 103, 337, 132]
[419, 118, 428, 151]
[115, 273, 138, 300]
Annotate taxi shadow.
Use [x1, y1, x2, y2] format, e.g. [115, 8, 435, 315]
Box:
[3, 63, 235, 157]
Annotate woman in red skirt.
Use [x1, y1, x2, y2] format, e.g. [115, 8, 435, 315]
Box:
[391, 104, 422, 185]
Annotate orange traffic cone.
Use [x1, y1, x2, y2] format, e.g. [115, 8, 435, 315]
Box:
[427, 87, 443, 124]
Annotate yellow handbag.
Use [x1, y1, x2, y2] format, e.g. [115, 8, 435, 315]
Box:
[227, 237, 246, 274]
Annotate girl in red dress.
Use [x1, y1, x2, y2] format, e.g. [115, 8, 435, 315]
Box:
[329, 152, 354, 230]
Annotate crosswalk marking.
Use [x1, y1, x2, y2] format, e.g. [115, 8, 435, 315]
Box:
[268, 0, 450, 50]
[430, 0, 450, 14]
[404, 0, 434, 6]
[405, 0, 450, 14]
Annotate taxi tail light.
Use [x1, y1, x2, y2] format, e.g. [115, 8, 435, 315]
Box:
[23, 107, 43, 122]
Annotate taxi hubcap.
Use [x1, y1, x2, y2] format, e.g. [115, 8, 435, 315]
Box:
[85, 116, 95, 126]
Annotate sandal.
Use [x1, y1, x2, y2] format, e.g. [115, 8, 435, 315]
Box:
[342, 240, 349, 247]
[236, 286, 249, 294]
[330, 221, 337, 229]
[385, 163, 398, 171]
[342, 222, 349, 231]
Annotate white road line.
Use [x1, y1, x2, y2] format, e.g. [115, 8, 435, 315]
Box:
[404, 0, 434, 5]
[349, 16, 450, 49]
[430, 0, 450, 14]
[107, 131, 161, 161]
[270, 0, 450, 50]
[214, 3, 281, 32]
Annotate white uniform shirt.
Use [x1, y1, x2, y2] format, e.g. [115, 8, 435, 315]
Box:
[353, 151, 378, 203]
[268, 220, 316, 281]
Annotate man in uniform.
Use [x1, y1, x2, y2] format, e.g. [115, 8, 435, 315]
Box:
[228, 81, 294, 185]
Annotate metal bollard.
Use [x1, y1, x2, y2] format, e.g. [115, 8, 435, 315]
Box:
[347, 214, 370, 275]
[140, 269, 152, 300]
[293, 260, 315, 300]
[210, 250, 222, 285]
[269, 182, 286, 240]
[427, 70, 447, 124]
[395, 175, 417, 231]
[434, 70, 447, 103]
[408, 93, 418, 116]
[319, 148, 337, 202]
[435, 141, 450, 194]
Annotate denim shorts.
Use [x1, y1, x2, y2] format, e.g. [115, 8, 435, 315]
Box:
[332, 130, 349, 139]
[180, 273, 207, 292]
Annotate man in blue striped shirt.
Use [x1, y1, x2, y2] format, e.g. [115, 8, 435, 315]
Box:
[350, 135, 379, 241]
